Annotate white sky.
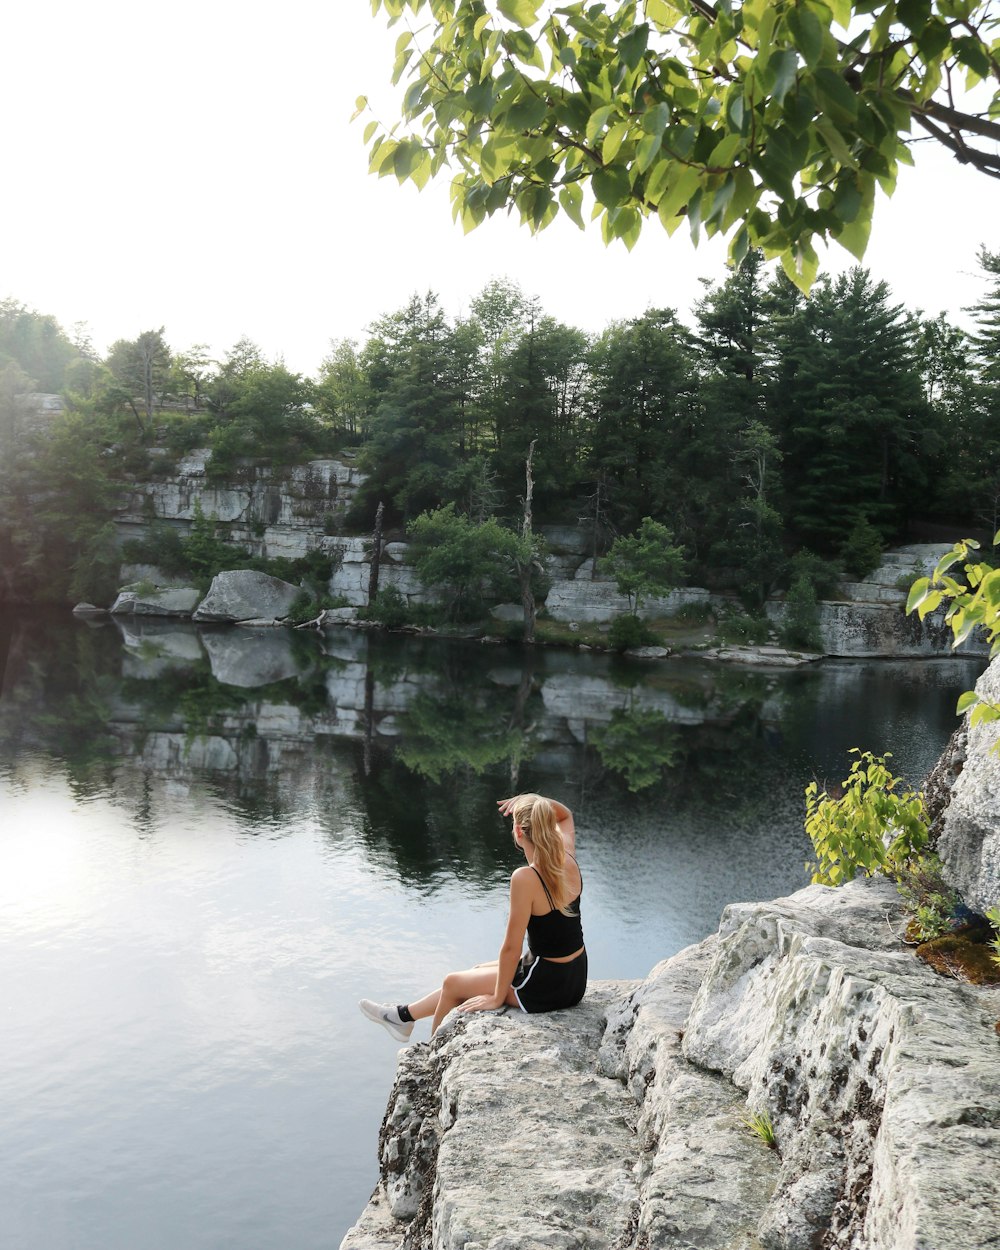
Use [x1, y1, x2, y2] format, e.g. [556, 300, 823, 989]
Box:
[2, 0, 998, 376]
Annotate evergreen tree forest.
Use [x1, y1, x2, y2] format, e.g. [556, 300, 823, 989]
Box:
[2, 249, 999, 610]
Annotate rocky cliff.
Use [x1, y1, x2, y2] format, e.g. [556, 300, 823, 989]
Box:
[106, 457, 987, 659]
[117, 449, 364, 561]
[341, 663, 1000, 1250]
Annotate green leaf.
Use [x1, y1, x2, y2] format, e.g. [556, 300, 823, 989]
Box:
[586, 105, 615, 146]
[466, 80, 496, 114]
[905, 577, 931, 614]
[916, 16, 950, 60]
[507, 95, 549, 131]
[896, 0, 932, 35]
[815, 118, 859, 169]
[559, 181, 585, 228]
[603, 121, 630, 164]
[641, 102, 670, 137]
[497, 0, 541, 26]
[813, 68, 858, 123]
[363, 119, 379, 144]
[826, 0, 852, 29]
[593, 165, 632, 208]
[618, 24, 649, 70]
[770, 49, 800, 104]
[708, 132, 745, 166]
[656, 164, 702, 231]
[645, 0, 673, 30]
[953, 35, 993, 78]
[787, 6, 824, 68]
[833, 208, 872, 261]
[644, 158, 673, 204]
[474, 13, 491, 39]
[956, 690, 980, 715]
[636, 131, 663, 173]
[970, 702, 1000, 728]
[933, 550, 964, 580]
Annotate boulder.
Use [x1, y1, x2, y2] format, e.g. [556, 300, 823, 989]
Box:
[71, 602, 107, 617]
[192, 570, 301, 623]
[109, 585, 202, 618]
[937, 655, 1000, 913]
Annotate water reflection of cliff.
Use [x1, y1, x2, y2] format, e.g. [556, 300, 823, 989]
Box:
[0, 615, 982, 887]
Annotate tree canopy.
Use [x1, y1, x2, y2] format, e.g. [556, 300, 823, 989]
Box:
[361, 0, 1000, 286]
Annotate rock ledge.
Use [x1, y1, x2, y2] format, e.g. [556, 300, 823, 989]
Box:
[342, 878, 1000, 1250]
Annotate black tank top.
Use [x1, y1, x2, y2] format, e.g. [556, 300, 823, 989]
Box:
[526, 864, 584, 958]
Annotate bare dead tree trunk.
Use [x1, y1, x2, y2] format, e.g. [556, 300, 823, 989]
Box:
[367, 501, 384, 606]
[519, 440, 537, 643]
[363, 664, 375, 777]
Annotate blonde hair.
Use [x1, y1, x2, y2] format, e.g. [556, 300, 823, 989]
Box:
[512, 793, 575, 915]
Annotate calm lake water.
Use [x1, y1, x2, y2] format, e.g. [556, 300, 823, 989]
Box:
[0, 614, 982, 1250]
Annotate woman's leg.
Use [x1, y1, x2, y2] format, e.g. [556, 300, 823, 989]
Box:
[405, 961, 500, 1022]
[430, 966, 500, 1033]
[405, 962, 519, 1033]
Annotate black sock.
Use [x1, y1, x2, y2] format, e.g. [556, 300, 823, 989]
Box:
[397, 1004, 414, 1023]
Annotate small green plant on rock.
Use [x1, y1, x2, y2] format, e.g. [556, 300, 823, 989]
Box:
[987, 907, 1000, 970]
[895, 855, 959, 942]
[743, 1108, 777, 1149]
[805, 751, 929, 886]
[908, 536, 1000, 730]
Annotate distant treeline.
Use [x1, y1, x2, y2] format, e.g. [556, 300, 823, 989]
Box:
[1, 247, 998, 607]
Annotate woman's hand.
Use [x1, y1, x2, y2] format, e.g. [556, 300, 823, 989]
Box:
[458, 994, 505, 1014]
[496, 796, 518, 818]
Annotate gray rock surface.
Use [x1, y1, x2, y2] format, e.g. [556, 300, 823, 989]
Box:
[937, 656, 1000, 912]
[342, 879, 1000, 1250]
[116, 454, 363, 563]
[192, 570, 301, 623]
[200, 629, 305, 688]
[110, 585, 201, 618]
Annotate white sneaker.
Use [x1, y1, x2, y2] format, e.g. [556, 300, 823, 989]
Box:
[359, 999, 414, 1043]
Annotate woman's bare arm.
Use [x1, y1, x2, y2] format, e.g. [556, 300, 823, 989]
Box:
[496, 794, 576, 855]
[548, 798, 575, 855]
[460, 869, 532, 1014]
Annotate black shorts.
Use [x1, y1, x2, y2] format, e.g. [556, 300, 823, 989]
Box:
[511, 950, 587, 1014]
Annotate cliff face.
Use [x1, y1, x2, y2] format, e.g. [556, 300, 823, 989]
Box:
[107, 461, 987, 659]
[341, 660, 1000, 1250]
[117, 450, 364, 561]
[342, 879, 1000, 1250]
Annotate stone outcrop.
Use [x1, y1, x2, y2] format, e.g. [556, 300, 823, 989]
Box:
[105, 461, 987, 661]
[109, 584, 201, 618]
[342, 878, 1000, 1250]
[343, 655, 1000, 1250]
[115, 450, 363, 562]
[325, 536, 433, 609]
[192, 569, 301, 623]
[937, 658, 1000, 913]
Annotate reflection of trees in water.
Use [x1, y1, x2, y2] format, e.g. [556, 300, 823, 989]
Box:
[348, 646, 541, 889]
[0, 615, 122, 795]
[350, 743, 518, 891]
[592, 707, 681, 792]
[394, 692, 532, 782]
[5, 620, 973, 869]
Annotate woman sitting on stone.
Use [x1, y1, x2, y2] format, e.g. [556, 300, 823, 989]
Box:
[360, 793, 586, 1041]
